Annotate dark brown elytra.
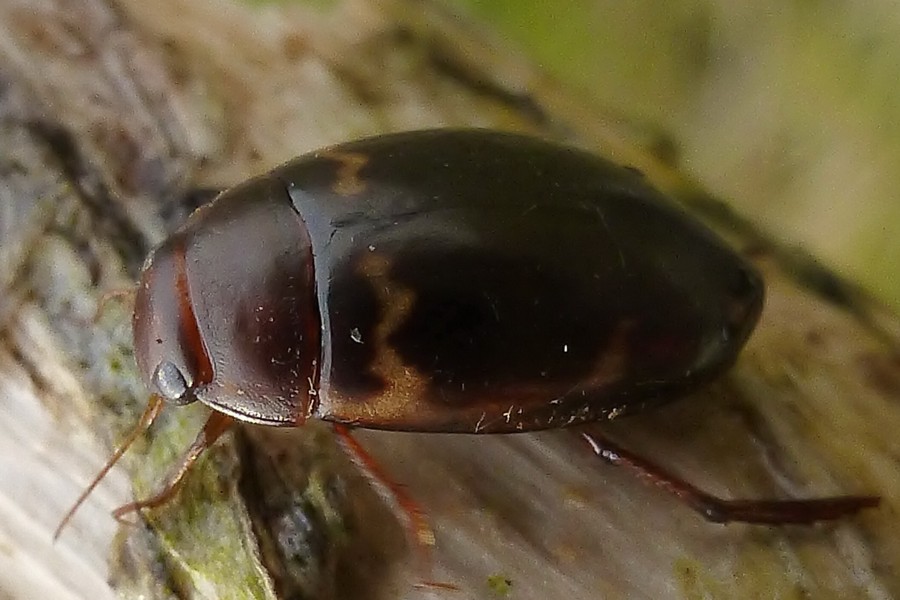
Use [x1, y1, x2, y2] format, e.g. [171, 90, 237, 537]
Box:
[56, 129, 878, 562]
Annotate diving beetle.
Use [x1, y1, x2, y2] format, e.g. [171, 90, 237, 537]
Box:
[56, 129, 878, 545]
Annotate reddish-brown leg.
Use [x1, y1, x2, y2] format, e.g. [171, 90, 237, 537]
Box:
[55, 394, 166, 540]
[93, 286, 137, 322]
[112, 411, 234, 521]
[580, 430, 879, 524]
[332, 424, 456, 590]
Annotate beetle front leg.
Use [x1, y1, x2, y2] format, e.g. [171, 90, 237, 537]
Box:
[112, 411, 234, 521]
[580, 429, 880, 524]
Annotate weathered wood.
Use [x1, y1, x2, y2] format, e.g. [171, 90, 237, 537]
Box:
[1, 0, 898, 598]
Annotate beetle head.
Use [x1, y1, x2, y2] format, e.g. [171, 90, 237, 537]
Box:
[54, 238, 205, 541]
[129, 179, 321, 427]
[132, 235, 213, 406]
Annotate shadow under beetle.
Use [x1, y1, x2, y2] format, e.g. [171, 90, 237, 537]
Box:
[56, 129, 879, 559]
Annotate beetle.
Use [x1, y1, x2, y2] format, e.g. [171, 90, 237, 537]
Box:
[56, 128, 878, 548]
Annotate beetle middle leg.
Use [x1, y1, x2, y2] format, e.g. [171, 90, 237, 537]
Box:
[580, 429, 880, 524]
[332, 424, 456, 590]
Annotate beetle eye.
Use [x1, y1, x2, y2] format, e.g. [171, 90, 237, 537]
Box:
[152, 361, 193, 405]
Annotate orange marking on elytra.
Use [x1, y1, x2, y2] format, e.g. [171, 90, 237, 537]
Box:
[320, 149, 369, 196]
[351, 252, 429, 421]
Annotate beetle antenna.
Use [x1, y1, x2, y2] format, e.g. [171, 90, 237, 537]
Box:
[54, 394, 166, 540]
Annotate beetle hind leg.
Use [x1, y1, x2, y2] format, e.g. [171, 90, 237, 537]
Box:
[580, 429, 880, 525]
[112, 411, 234, 522]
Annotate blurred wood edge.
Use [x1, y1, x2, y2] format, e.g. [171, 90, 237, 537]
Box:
[0, 0, 897, 599]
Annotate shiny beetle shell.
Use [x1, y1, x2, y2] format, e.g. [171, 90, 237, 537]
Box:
[133, 129, 764, 434]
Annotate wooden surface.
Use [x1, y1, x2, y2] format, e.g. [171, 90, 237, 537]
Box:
[1, 1, 898, 599]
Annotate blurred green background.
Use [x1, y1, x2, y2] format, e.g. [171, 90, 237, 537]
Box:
[453, 0, 900, 312]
